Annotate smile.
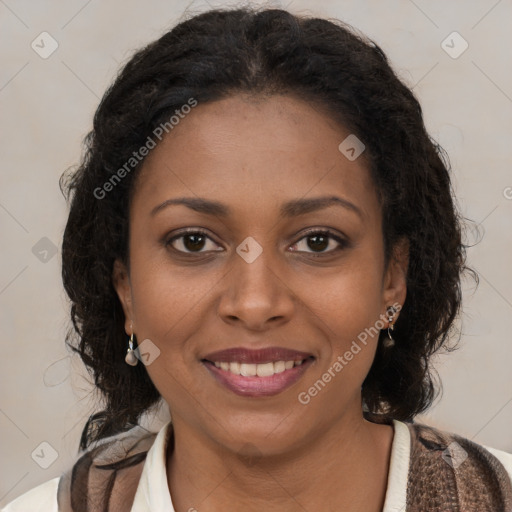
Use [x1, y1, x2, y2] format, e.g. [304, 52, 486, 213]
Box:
[211, 359, 307, 377]
[202, 356, 315, 397]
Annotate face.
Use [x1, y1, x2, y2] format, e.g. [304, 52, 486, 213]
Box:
[113, 93, 408, 456]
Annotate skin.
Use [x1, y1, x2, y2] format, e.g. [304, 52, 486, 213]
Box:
[113, 93, 409, 511]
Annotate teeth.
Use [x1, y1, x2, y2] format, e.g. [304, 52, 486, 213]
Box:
[230, 361, 241, 374]
[212, 359, 307, 377]
[240, 363, 257, 377]
[274, 361, 286, 373]
[256, 362, 274, 377]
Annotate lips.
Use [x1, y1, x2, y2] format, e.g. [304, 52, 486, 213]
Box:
[201, 346, 315, 397]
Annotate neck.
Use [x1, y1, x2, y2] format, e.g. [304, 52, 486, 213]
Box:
[166, 410, 394, 511]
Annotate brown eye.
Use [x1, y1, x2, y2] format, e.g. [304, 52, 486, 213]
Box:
[166, 229, 222, 254]
[305, 233, 330, 252]
[290, 229, 347, 256]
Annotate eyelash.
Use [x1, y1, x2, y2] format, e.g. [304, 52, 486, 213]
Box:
[164, 227, 348, 258]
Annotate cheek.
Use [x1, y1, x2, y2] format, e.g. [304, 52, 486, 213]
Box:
[305, 254, 385, 373]
[298, 274, 385, 408]
[128, 258, 184, 344]
[312, 260, 384, 330]
[127, 252, 223, 379]
[128, 242, 209, 330]
[127, 263, 201, 399]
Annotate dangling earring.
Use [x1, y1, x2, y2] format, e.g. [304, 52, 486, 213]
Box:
[382, 305, 397, 348]
[125, 324, 138, 366]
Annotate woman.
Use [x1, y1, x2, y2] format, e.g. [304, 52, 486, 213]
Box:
[3, 6, 512, 512]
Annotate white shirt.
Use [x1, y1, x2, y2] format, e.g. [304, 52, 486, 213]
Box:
[3, 419, 512, 511]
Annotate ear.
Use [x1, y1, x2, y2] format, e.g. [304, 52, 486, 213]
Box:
[381, 237, 409, 315]
[112, 258, 135, 335]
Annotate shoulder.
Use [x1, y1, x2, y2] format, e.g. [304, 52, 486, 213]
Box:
[2, 424, 161, 512]
[407, 421, 512, 476]
[1, 477, 60, 512]
[484, 444, 512, 479]
[58, 424, 159, 510]
[487, 445, 512, 510]
[405, 421, 512, 510]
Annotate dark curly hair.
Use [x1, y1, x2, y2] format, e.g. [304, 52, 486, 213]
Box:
[60, 6, 475, 453]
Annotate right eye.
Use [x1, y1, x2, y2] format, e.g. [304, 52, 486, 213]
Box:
[165, 228, 223, 254]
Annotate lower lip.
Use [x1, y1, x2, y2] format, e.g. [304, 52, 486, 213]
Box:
[202, 357, 315, 397]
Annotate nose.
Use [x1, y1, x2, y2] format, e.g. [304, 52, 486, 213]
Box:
[217, 243, 295, 331]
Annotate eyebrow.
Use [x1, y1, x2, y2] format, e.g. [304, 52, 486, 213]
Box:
[150, 195, 363, 219]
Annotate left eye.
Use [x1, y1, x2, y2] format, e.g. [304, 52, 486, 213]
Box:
[166, 229, 221, 253]
[290, 230, 346, 255]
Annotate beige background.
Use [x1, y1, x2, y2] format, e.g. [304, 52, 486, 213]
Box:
[1, 0, 511, 506]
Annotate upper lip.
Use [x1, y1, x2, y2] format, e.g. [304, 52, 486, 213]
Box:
[202, 347, 314, 364]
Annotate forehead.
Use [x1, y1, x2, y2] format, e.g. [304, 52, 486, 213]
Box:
[132, 94, 379, 223]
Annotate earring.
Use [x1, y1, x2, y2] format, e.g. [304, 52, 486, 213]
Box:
[125, 324, 138, 366]
[382, 305, 397, 348]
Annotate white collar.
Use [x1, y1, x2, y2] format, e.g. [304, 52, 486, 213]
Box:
[131, 420, 174, 512]
[382, 419, 410, 511]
